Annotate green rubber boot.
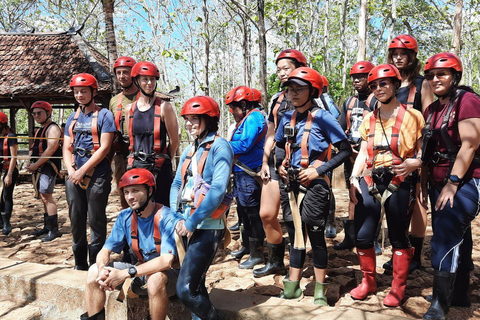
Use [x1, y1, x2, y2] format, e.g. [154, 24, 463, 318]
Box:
[279, 278, 303, 300]
[314, 281, 328, 306]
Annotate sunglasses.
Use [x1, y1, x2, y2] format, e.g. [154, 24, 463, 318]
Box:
[286, 87, 309, 95]
[425, 71, 450, 81]
[32, 111, 44, 116]
[369, 81, 388, 91]
[351, 74, 367, 81]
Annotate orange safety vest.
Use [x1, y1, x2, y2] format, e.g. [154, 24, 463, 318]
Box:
[130, 203, 163, 264]
[128, 98, 168, 168]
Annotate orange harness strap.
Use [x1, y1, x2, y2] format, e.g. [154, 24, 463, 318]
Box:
[272, 92, 285, 130]
[345, 96, 357, 134]
[231, 109, 267, 162]
[2, 129, 10, 170]
[115, 92, 140, 133]
[130, 203, 164, 264]
[406, 84, 416, 108]
[68, 106, 101, 155]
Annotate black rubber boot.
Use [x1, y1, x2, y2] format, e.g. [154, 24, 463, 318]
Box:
[73, 245, 89, 271]
[334, 220, 355, 250]
[89, 245, 102, 267]
[231, 226, 250, 259]
[239, 237, 264, 269]
[33, 213, 48, 237]
[42, 215, 59, 242]
[80, 308, 105, 320]
[409, 236, 424, 272]
[253, 240, 286, 277]
[423, 271, 456, 320]
[325, 191, 336, 238]
[450, 271, 471, 307]
[1, 211, 12, 235]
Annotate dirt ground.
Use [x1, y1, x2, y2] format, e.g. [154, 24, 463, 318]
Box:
[1, 180, 480, 319]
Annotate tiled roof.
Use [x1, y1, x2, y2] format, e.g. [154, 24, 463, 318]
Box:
[0, 32, 112, 98]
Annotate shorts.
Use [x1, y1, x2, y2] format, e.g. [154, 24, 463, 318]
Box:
[111, 261, 178, 297]
[268, 152, 281, 181]
[38, 165, 57, 194]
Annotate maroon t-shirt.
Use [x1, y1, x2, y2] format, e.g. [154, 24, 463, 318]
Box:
[424, 91, 480, 184]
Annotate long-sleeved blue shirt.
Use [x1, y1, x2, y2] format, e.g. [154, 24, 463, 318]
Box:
[170, 132, 234, 232]
[229, 109, 266, 172]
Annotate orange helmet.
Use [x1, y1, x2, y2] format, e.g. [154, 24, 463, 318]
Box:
[424, 52, 462, 73]
[131, 61, 160, 80]
[251, 88, 262, 103]
[31, 101, 53, 116]
[276, 49, 307, 67]
[350, 61, 375, 75]
[70, 73, 98, 89]
[225, 86, 254, 105]
[0, 112, 8, 124]
[119, 168, 156, 189]
[283, 67, 323, 98]
[181, 96, 220, 119]
[320, 75, 329, 89]
[368, 64, 402, 84]
[388, 35, 418, 53]
[113, 56, 137, 71]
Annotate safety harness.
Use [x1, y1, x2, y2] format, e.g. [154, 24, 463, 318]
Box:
[345, 93, 375, 135]
[363, 104, 408, 246]
[68, 106, 101, 190]
[114, 92, 140, 134]
[130, 203, 163, 264]
[127, 98, 169, 170]
[1, 128, 11, 170]
[282, 108, 330, 250]
[272, 92, 286, 130]
[405, 84, 417, 108]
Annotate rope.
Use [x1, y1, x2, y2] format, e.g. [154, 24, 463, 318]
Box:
[0, 136, 63, 140]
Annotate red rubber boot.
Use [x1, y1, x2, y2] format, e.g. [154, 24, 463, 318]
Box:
[350, 247, 377, 300]
[383, 247, 414, 307]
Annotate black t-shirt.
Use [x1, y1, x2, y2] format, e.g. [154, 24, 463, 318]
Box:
[397, 75, 424, 111]
[268, 92, 292, 128]
[0, 132, 17, 168]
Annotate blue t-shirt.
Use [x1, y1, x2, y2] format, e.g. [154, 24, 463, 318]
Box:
[275, 107, 346, 169]
[104, 206, 177, 262]
[65, 108, 116, 178]
[230, 109, 266, 173]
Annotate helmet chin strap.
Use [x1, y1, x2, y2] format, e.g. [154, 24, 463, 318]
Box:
[134, 187, 154, 217]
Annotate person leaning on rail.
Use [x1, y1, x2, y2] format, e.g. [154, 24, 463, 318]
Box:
[26, 101, 62, 242]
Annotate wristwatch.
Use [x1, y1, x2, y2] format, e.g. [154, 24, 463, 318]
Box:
[128, 266, 137, 279]
[448, 174, 462, 185]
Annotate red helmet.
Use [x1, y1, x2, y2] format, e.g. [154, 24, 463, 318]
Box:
[350, 61, 375, 75]
[388, 34, 418, 53]
[0, 112, 7, 124]
[119, 168, 156, 189]
[31, 101, 53, 115]
[368, 64, 402, 83]
[320, 75, 329, 89]
[70, 73, 98, 89]
[131, 61, 160, 80]
[181, 96, 220, 118]
[113, 56, 137, 70]
[276, 49, 307, 67]
[284, 67, 323, 98]
[225, 86, 254, 105]
[251, 88, 262, 103]
[424, 52, 463, 73]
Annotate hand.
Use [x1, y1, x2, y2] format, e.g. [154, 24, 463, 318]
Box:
[103, 266, 129, 290]
[298, 167, 319, 184]
[175, 220, 192, 238]
[278, 165, 287, 180]
[435, 182, 458, 211]
[4, 174, 12, 187]
[260, 162, 271, 183]
[68, 168, 85, 185]
[392, 158, 422, 178]
[96, 267, 112, 291]
[26, 162, 39, 173]
[349, 177, 362, 205]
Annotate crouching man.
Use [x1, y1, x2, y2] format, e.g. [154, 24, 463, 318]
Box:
[83, 168, 178, 320]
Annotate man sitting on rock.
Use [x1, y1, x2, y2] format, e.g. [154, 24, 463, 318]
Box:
[83, 168, 178, 320]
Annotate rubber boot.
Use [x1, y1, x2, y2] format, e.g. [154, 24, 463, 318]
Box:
[423, 271, 456, 320]
[33, 213, 48, 237]
[80, 308, 105, 320]
[73, 245, 88, 271]
[280, 278, 303, 299]
[42, 215, 59, 242]
[239, 237, 264, 269]
[383, 257, 393, 270]
[253, 240, 285, 277]
[314, 281, 328, 306]
[334, 220, 355, 250]
[89, 245, 102, 267]
[325, 192, 336, 238]
[231, 226, 250, 259]
[450, 270, 471, 307]
[350, 247, 377, 300]
[409, 236, 424, 272]
[1, 212, 12, 235]
[383, 247, 414, 307]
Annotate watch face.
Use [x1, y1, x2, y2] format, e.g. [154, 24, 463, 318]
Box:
[449, 175, 460, 182]
[128, 266, 136, 277]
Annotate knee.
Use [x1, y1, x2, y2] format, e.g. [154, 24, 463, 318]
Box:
[176, 278, 192, 303]
[147, 271, 169, 296]
[86, 264, 100, 287]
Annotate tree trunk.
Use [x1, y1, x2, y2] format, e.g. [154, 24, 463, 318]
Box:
[203, 0, 210, 95]
[322, 0, 330, 73]
[241, 2, 251, 86]
[294, 1, 300, 49]
[357, 0, 367, 61]
[257, 0, 267, 106]
[102, 0, 118, 72]
[340, 0, 349, 89]
[451, 0, 463, 55]
[385, 0, 397, 56]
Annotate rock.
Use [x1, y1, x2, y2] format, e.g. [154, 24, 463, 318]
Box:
[215, 277, 255, 291]
[402, 296, 429, 319]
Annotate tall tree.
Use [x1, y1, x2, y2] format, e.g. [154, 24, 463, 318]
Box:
[257, 0, 268, 106]
[357, 0, 367, 61]
[102, 0, 118, 73]
[451, 0, 463, 55]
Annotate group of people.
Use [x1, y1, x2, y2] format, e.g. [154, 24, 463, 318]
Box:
[0, 33, 478, 320]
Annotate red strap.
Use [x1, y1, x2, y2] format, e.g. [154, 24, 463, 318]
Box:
[180, 136, 218, 190]
[36, 125, 47, 155]
[282, 110, 297, 169]
[365, 93, 376, 110]
[345, 96, 357, 133]
[272, 92, 285, 130]
[3, 129, 10, 170]
[114, 92, 124, 132]
[131, 203, 164, 264]
[406, 85, 416, 108]
[68, 108, 81, 152]
[153, 98, 166, 154]
[91, 107, 100, 152]
[128, 101, 136, 152]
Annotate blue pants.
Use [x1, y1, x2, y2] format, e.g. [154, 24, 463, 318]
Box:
[429, 178, 480, 272]
[176, 228, 225, 320]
